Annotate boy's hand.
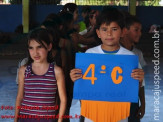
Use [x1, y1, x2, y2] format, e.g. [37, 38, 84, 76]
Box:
[70, 69, 82, 82]
[131, 69, 144, 83]
[136, 104, 145, 119]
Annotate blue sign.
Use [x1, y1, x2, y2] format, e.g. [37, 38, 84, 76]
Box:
[73, 53, 139, 103]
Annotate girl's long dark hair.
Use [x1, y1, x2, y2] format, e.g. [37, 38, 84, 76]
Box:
[58, 11, 74, 38]
[26, 28, 54, 65]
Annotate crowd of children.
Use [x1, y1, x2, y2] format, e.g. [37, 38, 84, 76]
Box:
[15, 3, 146, 122]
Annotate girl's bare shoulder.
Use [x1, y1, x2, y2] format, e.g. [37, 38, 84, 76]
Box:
[19, 65, 26, 74]
[54, 65, 63, 75]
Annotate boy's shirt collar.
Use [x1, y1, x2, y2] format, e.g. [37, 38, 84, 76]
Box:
[102, 49, 119, 54]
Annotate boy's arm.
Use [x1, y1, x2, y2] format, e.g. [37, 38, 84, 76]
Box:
[55, 65, 67, 122]
[131, 67, 145, 118]
[131, 69, 144, 83]
[70, 69, 82, 82]
[137, 86, 145, 119]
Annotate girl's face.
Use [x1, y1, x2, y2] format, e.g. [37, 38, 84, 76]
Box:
[89, 13, 97, 26]
[89, 11, 99, 26]
[28, 40, 52, 63]
[73, 8, 79, 22]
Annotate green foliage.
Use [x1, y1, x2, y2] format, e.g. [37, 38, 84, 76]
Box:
[138, 0, 161, 6]
[75, 0, 161, 6]
[9, 0, 22, 4]
[9, 0, 61, 4]
[9, 0, 161, 6]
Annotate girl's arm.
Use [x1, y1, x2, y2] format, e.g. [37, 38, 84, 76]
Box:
[55, 65, 67, 122]
[14, 66, 25, 122]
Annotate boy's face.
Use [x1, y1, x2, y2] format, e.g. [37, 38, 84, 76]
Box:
[96, 22, 122, 50]
[127, 22, 142, 43]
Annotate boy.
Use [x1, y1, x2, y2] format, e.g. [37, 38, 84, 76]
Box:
[70, 9, 144, 122]
[120, 14, 146, 122]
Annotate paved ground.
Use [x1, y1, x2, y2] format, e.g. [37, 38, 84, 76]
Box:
[0, 57, 162, 122]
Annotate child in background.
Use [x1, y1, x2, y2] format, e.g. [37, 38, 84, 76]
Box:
[61, 3, 79, 32]
[120, 14, 146, 122]
[79, 9, 99, 35]
[79, 5, 92, 33]
[121, 14, 146, 68]
[78, 10, 100, 52]
[70, 9, 144, 122]
[14, 28, 67, 122]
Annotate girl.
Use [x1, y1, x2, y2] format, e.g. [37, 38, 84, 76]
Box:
[61, 3, 79, 32]
[62, 3, 79, 23]
[14, 28, 67, 122]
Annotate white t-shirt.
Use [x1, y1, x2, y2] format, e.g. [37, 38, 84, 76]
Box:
[16, 58, 28, 84]
[85, 45, 145, 122]
[132, 47, 147, 68]
[86, 45, 134, 55]
[70, 45, 144, 122]
[85, 45, 145, 86]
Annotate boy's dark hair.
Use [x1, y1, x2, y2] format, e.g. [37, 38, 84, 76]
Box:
[96, 8, 125, 29]
[26, 28, 53, 65]
[124, 15, 141, 29]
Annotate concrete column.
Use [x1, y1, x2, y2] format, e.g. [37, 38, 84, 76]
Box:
[22, 0, 29, 33]
[128, 0, 136, 15]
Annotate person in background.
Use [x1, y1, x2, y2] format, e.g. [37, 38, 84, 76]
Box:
[79, 10, 99, 36]
[61, 3, 79, 32]
[78, 6, 92, 34]
[79, 5, 91, 32]
[120, 14, 146, 122]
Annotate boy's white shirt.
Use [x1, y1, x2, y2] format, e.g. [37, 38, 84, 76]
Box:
[83, 45, 145, 122]
[86, 44, 134, 55]
[132, 47, 147, 68]
[70, 45, 145, 122]
[84, 45, 132, 122]
[16, 58, 28, 84]
[85, 45, 145, 86]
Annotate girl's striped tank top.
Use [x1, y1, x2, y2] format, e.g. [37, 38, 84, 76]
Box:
[19, 63, 58, 116]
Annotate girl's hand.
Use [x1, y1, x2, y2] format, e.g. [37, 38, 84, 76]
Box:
[131, 69, 144, 83]
[70, 69, 82, 82]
